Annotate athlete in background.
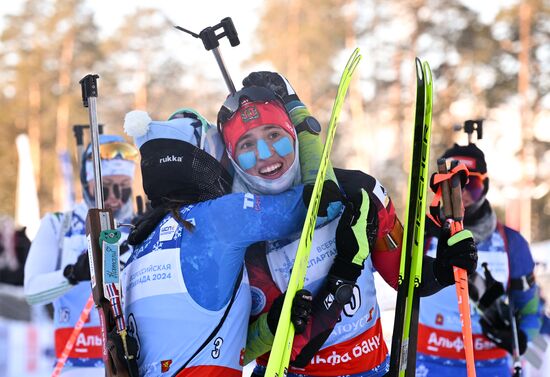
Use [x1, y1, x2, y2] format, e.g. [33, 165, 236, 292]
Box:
[24, 135, 138, 376]
[417, 143, 541, 376]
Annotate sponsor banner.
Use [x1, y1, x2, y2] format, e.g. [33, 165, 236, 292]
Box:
[55, 326, 103, 359]
[258, 318, 387, 376]
[418, 324, 508, 360]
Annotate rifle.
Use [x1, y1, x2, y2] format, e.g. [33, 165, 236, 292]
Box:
[453, 119, 483, 144]
[175, 17, 240, 94]
[79, 74, 138, 377]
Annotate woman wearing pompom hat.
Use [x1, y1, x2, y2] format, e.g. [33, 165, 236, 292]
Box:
[417, 142, 541, 376]
[119, 109, 343, 377]
[218, 73, 478, 377]
[24, 134, 139, 376]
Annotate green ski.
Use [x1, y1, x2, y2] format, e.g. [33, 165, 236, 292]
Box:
[264, 48, 361, 377]
[388, 59, 433, 377]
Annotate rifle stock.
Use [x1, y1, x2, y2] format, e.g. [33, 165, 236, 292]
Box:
[87, 209, 132, 376]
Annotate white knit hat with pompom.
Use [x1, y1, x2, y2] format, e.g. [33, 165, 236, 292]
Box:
[123, 110, 152, 138]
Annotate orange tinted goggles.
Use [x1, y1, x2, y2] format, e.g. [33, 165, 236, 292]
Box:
[468, 171, 487, 180]
[86, 142, 139, 161]
[464, 173, 487, 201]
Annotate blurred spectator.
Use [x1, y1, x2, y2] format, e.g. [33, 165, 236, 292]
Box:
[0, 216, 31, 286]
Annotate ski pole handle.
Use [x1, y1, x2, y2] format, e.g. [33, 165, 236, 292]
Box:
[449, 160, 464, 234]
[213, 17, 238, 93]
[463, 119, 484, 144]
[437, 158, 453, 219]
[447, 162, 476, 377]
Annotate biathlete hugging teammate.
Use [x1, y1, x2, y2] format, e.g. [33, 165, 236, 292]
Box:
[217, 72, 479, 377]
[119, 111, 344, 377]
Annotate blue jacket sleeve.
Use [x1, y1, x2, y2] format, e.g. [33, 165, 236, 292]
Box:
[205, 185, 308, 246]
[506, 227, 542, 341]
[181, 186, 308, 310]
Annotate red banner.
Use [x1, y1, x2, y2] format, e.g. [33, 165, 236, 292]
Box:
[54, 326, 103, 359]
[258, 319, 388, 376]
[418, 323, 508, 360]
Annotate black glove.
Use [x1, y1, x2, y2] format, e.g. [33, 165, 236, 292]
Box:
[480, 317, 528, 356]
[332, 188, 376, 283]
[303, 180, 342, 218]
[267, 289, 313, 335]
[63, 252, 91, 285]
[242, 71, 299, 105]
[106, 328, 139, 377]
[433, 227, 477, 287]
[15, 227, 31, 266]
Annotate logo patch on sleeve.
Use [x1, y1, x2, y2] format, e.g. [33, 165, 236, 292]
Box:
[373, 180, 390, 208]
[250, 286, 267, 316]
[243, 193, 255, 209]
[159, 217, 178, 242]
[161, 359, 172, 373]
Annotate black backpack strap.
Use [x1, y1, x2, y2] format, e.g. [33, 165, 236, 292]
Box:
[172, 267, 244, 376]
[510, 273, 536, 291]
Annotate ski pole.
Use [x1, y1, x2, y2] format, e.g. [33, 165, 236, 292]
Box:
[437, 159, 453, 220]
[508, 296, 523, 377]
[175, 17, 240, 94]
[51, 294, 94, 377]
[438, 159, 476, 377]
